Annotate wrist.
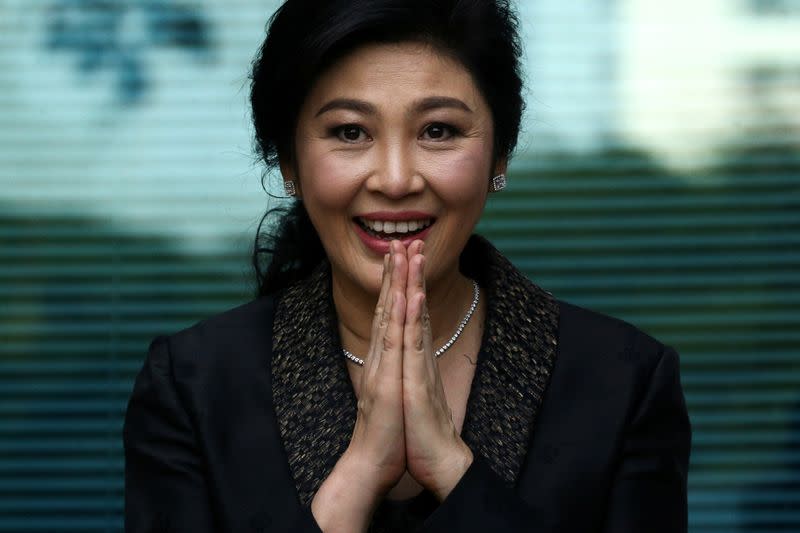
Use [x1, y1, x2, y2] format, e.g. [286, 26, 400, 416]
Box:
[430, 442, 473, 502]
[311, 451, 384, 532]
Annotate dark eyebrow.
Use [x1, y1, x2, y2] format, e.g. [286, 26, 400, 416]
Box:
[314, 98, 377, 117]
[314, 96, 473, 118]
[413, 96, 473, 114]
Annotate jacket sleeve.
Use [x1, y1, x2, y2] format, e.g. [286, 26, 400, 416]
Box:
[123, 337, 324, 533]
[419, 453, 557, 532]
[421, 345, 691, 533]
[601, 345, 691, 533]
[123, 336, 217, 532]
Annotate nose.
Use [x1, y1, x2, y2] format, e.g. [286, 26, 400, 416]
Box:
[364, 141, 424, 199]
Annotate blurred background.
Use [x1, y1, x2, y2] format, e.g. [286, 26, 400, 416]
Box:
[0, 0, 798, 531]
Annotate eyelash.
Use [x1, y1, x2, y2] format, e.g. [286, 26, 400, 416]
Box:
[329, 123, 462, 144]
[331, 124, 370, 143]
[421, 123, 461, 141]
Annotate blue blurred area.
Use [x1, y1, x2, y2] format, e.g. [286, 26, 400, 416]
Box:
[44, 0, 212, 104]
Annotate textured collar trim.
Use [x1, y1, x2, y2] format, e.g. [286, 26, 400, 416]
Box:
[271, 235, 559, 504]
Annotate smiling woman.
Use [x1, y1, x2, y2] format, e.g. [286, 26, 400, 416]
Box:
[123, 1, 691, 532]
[290, 42, 498, 363]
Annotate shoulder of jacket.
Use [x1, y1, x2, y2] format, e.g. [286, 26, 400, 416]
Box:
[160, 295, 276, 369]
[177, 295, 275, 335]
[555, 298, 670, 370]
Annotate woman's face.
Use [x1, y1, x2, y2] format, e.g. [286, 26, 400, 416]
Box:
[285, 41, 503, 294]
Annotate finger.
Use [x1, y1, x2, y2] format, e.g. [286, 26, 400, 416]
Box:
[417, 254, 436, 377]
[420, 286, 437, 377]
[366, 252, 393, 371]
[403, 255, 432, 381]
[404, 247, 424, 318]
[380, 286, 405, 378]
[374, 251, 393, 330]
[390, 240, 409, 300]
[403, 290, 425, 357]
[377, 242, 407, 375]
[404, 239, 425, 305]
[407, 239, 423, 259]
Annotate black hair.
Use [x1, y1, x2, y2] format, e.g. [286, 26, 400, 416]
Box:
[250, 0, 524, 296]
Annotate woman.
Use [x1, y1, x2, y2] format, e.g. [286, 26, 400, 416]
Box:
[123, 1, 691, 532]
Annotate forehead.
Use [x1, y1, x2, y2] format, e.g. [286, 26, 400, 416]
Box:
[302, 41, 487, 114]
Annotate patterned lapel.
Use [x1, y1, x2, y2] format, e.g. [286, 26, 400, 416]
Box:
[459, 236, 560, 484]
[271, 235, 559, 504]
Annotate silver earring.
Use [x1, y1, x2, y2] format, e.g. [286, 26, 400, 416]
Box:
[489, 174, 506, 192]
[283, 180, 297, 197]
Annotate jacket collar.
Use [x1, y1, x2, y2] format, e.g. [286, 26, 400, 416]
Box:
[271, 235, 559, 504]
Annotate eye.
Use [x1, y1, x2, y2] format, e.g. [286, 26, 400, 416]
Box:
[333, 124, 370, 143]
[421, 123, 458, 141]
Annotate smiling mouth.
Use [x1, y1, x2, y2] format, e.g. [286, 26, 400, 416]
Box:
[355, 217, 434, 240]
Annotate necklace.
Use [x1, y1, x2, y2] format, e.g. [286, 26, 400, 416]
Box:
[343, 280, 480, 366]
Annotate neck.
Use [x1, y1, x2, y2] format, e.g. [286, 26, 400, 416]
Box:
[332, 262, 475, 362]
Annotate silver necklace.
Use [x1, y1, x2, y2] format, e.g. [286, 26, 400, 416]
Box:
[343, 280, 480, 366]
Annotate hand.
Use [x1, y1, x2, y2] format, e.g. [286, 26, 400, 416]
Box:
[402, 240, 474, 501]
[345, 240, 409, 490]
[311, 242, 408, 531]
[313, 240, 473, 531]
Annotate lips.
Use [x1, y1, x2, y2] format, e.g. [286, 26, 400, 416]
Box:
[356, 217, 433, 237]
[352, 213, 435, 254]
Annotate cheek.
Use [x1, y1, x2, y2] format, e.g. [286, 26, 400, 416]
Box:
[299, 149, 368, 210]
[423, 147, 491, 204]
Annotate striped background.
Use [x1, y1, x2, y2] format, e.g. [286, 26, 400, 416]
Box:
[1, 1, 798, 531]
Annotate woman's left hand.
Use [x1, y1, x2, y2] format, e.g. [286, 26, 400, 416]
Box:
[401, 240, 474, 501]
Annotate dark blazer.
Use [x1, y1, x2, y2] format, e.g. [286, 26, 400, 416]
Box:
[124, 231, 690, 533]
[124, 240, 691, 532]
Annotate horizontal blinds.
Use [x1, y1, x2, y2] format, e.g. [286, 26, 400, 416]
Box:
[479, 152, 800, 533]
[0, 1, 279, 532]
[1, 1, 799, 532]
[0, 213, 255, 532]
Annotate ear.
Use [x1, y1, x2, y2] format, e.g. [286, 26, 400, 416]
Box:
[279, 157, 302, 198]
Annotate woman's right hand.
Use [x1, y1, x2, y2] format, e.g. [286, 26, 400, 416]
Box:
[346, 239, 409, 489]
[311, 241, 408, 531]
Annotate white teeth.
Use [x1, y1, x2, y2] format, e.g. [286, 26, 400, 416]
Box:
[359, 217, 433, 234]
